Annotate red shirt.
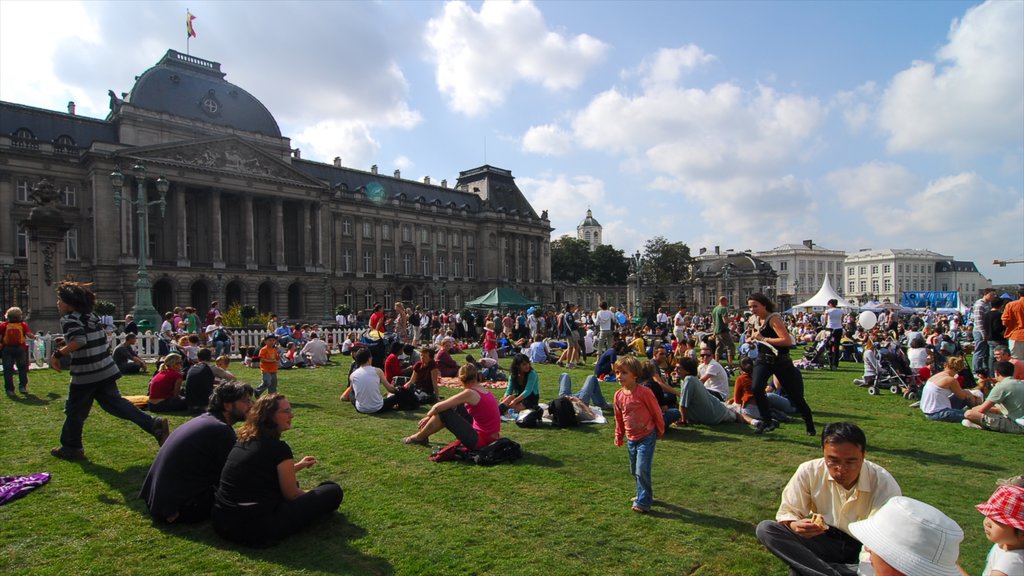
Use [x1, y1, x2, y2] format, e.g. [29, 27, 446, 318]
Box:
[148, 368, 182, 401]
[613, 385, 665, 444]
[369, 311, 385, 333]
[384, 353, 403, 384]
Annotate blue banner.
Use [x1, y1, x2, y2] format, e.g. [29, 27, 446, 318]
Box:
[901, 291, 960, 309]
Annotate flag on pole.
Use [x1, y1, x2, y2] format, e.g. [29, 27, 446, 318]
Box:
[187, 10, 197, 38]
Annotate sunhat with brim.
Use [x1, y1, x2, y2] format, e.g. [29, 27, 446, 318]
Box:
[976, 485, 1024, 531]
[848, 496, 963, 576]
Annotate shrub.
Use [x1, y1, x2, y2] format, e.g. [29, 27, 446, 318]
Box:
[221, 303, 271, 328]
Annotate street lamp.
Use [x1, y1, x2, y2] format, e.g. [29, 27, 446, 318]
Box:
[722, 262, 734, 306]
[110, 163, 169, 332]
[632, 250, 643, 320]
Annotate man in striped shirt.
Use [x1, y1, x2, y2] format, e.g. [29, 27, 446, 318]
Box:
[49, 281, 170, 461]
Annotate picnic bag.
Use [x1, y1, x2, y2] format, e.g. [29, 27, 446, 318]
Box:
[548, 397, 579, 427]
[1, 323, 25, 347]
[393, 384, 420, 410]
[470, 438, 522, 466]
[515, 408, 543, 428]
[429, 440, 471, 463]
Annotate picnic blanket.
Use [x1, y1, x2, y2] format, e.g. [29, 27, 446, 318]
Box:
[0, 473, 51, 506]
[438, 377, 506, 390]
[500, 404, 608, 425]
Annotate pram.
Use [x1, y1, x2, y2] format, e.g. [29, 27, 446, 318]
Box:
[867, 348, 919, 399]
[802, 339, 831, 367]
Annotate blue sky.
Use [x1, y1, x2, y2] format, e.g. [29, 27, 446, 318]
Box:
[2, 0, 1021, 284]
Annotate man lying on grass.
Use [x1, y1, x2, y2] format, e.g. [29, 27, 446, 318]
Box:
[756, 422, 902, 576]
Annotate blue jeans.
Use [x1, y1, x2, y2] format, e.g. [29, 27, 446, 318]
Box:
[558, 373, 608, 407]
[926, 407, 965, 422]
[257, 372, 278, 395]
[213, 340, 230, 358]
[2, 346, 29, 391]
[60, 376, 157, 450]
[627, 431, 657, 510]
[972, 331, 988, 375]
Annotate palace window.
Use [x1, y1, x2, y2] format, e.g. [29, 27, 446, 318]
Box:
[342, 219, 352, 236]
[61, 183, 77, 207]
[363, 250, 374, 273]
[467, 257, 475, 279]
[382, 251, 392, 274]
[382, 223, 391, 241]
[362, 221, 373, 239]
[402, 253, 412, 275]
[16, 179, 30, 202]
[66, 229, 79, 261]
[364, 289, 374, 310]
[402, 225, 411, 243]
[16, 226, 27, 258]
[341, 249, 352, 273]
[421, 255, 430, 276]
[453, 256, 461, 278]
[437, 255, 446, 277]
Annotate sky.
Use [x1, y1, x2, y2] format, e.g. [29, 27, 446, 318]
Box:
[1, 0, 1022, 284]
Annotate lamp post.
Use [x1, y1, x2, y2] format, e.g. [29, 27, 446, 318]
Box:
[110, 163, 169, 332]
[632, 250, 643, 320]
[722, 262, 734, 306]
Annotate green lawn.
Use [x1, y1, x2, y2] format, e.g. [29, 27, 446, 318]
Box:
[1, 355, 1019, 576]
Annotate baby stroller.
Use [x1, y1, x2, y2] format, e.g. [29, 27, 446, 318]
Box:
[868, 348, 919, 399]
[802, 339, 831, 368]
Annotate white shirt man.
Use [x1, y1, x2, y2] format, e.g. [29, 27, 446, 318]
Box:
[697, 348, 730, 400]
[300, 334, 330, 366]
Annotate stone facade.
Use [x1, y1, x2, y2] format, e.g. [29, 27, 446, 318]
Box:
[0, 50, 552, 329]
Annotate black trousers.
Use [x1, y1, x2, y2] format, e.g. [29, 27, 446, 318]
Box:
[213, 482, 343, 547]
[756, 520, 860, 576]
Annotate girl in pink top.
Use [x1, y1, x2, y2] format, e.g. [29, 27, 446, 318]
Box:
[482, 321, 499, 361]
[403, 363, 501, 449]
[613, 356, 665, 513]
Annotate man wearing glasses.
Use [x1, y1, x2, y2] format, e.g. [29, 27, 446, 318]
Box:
[755, 422, 902, 576]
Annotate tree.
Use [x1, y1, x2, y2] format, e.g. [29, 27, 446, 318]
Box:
[587, 244, 629, 284]
[550, 236, 592, 283]
[642, 236, 694, 285]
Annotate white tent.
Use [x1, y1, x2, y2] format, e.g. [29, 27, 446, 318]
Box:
[793, 276, 857, 310]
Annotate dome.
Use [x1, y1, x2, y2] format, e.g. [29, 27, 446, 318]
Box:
[125, 50, 281, 137]
[699, 253, 773, 276]
[579, 208, 601, 228]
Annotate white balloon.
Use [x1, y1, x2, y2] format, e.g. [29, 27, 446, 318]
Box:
[858, 310, 877, 330]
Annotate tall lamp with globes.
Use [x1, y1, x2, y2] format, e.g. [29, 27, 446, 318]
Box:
[110, 163, 169, 332]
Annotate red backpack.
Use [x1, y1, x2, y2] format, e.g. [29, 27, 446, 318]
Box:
[2, 323, 26, 347]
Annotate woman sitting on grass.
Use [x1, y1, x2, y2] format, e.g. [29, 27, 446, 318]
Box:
[147, 353, 188, 413]
[499, 353, 540, 413]
[402, 363, 501, 449]
[919, 356, 981, 422]
[213, 394, 343, 548]
[407, 346, 440, 403]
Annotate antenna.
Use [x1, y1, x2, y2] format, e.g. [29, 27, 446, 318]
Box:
[484, 135, 487, 165]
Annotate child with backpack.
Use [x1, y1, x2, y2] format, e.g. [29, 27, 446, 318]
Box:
[2, 306, 35, 394]
[612, 356, 664, 514]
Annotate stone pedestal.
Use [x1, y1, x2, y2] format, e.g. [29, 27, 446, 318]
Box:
[21, 180, 71, 333]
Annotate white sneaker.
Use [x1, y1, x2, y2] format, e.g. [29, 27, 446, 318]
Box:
[749, 419, 763, 429]
[961, 419, 982, 429]
[908, 401, 921, 409]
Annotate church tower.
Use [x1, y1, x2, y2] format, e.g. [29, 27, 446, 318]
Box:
[577, 209, 602, 252]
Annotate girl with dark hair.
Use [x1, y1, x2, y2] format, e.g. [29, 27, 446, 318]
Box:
[746, 293, 816, 436]
[213, 394, 343, 547]
[49, 281, 170, 460]
[500, 353, 540, 412]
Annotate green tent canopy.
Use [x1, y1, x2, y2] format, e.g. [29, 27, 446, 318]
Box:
[464, 287, 540, 310]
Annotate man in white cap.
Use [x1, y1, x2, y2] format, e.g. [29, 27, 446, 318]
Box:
[847, 496, 964, 576]
[756, 422, 902, 576]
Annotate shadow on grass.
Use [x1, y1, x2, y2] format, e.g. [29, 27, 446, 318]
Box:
[519, 452, 563, 468]
[868, 444, 1005, 472]
[6, 391, 60, 405]
[82, 461, 394, 574]
[290, 401, 323, 410]
[647, 501, 757, 533]
[661, 429, 741, 443]
[813, 411, 871, 421]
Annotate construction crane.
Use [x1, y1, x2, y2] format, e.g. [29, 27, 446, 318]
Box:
[993, 259, 1024, 267]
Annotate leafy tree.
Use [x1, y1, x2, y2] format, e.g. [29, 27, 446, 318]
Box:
[587, 244, 629, 284]
[551, 236, 592, 283]
[642, 236, 694, 285]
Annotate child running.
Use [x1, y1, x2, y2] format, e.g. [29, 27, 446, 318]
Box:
[612, 356, 664, 514]
[1, 306, 35, 394]
[255, 334, 280, 396]
[975, 480, 1024, 576]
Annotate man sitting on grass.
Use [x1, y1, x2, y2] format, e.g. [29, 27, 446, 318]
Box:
[140, 381, 253, 523]
[756, 422, 902, 576]
[342, 347, 400, 413]
[963, 360, 1024, 434]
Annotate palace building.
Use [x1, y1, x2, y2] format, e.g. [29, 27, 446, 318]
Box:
[0, 50, 552, 328]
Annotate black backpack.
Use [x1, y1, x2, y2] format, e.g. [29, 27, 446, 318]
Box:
[515, 408, 543, 428]
[548, 397, 579, 427]
[470, 438, 522, 465]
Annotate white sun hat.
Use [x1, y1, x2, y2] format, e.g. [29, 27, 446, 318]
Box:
[847, 496, 963, 576]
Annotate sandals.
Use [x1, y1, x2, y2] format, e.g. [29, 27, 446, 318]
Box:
[402, 435, 428, 446]
[631, 505, 649, 514]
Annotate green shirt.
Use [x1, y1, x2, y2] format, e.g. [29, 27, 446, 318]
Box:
[711, 305, 729, 334]
[987, 378, 1024, 421]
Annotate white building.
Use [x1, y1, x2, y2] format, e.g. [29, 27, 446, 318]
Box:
[576, 209, 602, 252]
[754, 240, 847, 307]
[843, 248, 991, 305]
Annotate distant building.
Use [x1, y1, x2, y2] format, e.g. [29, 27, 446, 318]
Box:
[0, 49, 552, 325]
[843, 248, 991, 305]
[687, 250, 778, 312]
[577, 209, 602, 251]
[754, 240, 847, 305]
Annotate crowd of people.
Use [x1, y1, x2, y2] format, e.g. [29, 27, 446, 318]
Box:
[6, 280, 1022, 568]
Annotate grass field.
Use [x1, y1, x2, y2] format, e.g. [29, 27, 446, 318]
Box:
[1, 354, 1020, 576]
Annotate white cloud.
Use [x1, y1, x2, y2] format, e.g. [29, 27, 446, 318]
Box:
[521, 124, 572, 156]
[627, 44, 715, 91]
[878, 0, 1024, 154]
[393, 155, 414, 172]
[517, 173, 608, 235]
[424, 0, 608, 116]
[832, 81, 876, 134]
[292, 121, 380, 170]
[825, 161, 918, 210]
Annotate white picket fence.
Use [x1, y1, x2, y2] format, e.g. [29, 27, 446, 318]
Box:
[25, 328, 367, 363]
